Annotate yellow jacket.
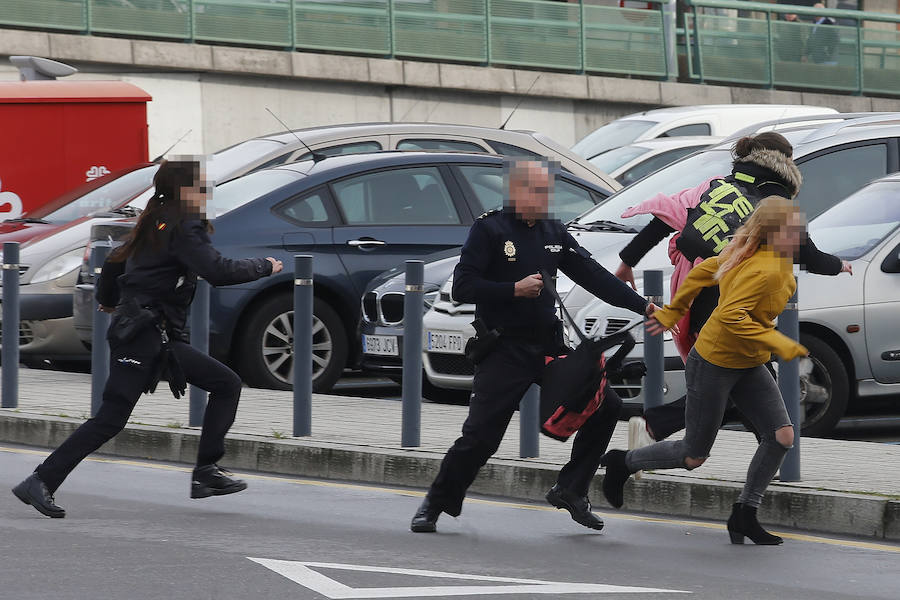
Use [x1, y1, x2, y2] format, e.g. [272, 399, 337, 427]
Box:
[652, 248, 808, 369]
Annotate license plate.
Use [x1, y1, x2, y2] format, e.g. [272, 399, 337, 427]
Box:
[362, 334, 398, 356]
[427, 330, 466, 354]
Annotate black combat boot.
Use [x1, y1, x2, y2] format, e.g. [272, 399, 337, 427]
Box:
[191, 464, 247, 499]
[410, 497, 442, 533]
[12, 473, 66, 518]
[545, 484, 604, 530]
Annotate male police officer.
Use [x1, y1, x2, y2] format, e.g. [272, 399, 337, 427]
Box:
[410, 159, 656, 533]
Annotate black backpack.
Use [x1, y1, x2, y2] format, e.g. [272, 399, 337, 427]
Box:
[675, 174, 766, 262]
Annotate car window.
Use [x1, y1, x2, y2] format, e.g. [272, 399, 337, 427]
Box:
[212, 169, 303, 218]
[576, 149, 735, 229]
[572, 120, 657, 159]
[617, 146, 707, 186]
[809, 181, 900, 259]
[36, 165, 158, 223]
[486, 140, 543, 158]
[589, 145, 652, 175]
[396, 139, 486, 152]
[456, 164, 598, 221]
[658, 123, 711, 137]
[295, 141, 383, 162]
[275, 190, 331, 225]
[795, 144, 888, 219]
[332, 166, 460, 225]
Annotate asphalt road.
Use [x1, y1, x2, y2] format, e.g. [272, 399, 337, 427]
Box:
[2, 445, 898, 600]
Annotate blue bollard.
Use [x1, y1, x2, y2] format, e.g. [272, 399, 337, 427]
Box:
[189, 278, 210, 427]
[2, 242, 20, 409]
[293, 255, 313, 437]
[519, 384, 540, 458]
[642, 269, 665, 410]
[90, 243, 113, 417]
[779, 284, 801, 481]
[401, 260, 424, 447]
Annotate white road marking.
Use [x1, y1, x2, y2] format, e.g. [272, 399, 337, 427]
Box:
[246, 559, 691, 597]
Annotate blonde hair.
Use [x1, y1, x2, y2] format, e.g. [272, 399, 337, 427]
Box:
[714, 196, 802, 280]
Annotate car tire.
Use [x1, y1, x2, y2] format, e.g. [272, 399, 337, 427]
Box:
[238, 293, 347, 393]
[798, 333, 849, 437]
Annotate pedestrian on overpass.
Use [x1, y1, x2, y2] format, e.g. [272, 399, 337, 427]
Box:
[410, 158, 656, 533]
[11, 158, 282, 518]
[612, 132, 849, 447]
[601, 196, 809, 545]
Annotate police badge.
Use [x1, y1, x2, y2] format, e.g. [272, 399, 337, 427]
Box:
[504, 240, 516, 261]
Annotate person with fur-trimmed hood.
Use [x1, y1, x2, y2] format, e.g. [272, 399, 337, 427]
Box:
[612, 132, 852, 446]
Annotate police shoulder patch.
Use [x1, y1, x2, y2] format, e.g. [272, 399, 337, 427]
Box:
[477, 208, 502, 220]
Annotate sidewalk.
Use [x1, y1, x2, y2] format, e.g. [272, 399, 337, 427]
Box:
[1, 368, 898, 540]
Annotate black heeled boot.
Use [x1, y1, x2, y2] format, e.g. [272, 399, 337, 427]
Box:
[727, 502, 783, 545]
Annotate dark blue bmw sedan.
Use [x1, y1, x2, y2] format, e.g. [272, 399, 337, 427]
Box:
[75, 151, 614, 392]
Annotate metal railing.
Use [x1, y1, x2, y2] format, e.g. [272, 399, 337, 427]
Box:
[0, 0, 672, 77]
[684, 0, 900, 95]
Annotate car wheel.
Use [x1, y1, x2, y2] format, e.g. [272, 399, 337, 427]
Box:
[238, 294, 348, 393]
[798, 333, 849, 437]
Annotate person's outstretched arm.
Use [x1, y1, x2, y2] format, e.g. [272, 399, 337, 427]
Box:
[173, 220, 274, 286]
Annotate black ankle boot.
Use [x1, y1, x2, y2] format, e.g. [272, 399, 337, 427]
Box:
[727, 502, 783, 545]
[599, 450, 633, 509]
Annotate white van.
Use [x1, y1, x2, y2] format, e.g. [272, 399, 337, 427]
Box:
[572, 104, 839, 160]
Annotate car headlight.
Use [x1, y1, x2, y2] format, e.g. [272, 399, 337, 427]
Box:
[29, 248, 85, 284]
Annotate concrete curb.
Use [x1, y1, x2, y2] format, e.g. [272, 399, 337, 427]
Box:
[2, 413, 897, 541]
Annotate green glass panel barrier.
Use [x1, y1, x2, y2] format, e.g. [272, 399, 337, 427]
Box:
[694, 14, 769, 85]
[583, 5, 666, 77]
[862, 27, 900, 95]
[293, 0, 391, 55]
[772, 21, 858, 92]
[393, 0, 486, 63]
[489, 0, 581, 70]
[91, 1, 189, 39]
[193, 0, 291, 47]
[0, 0, 84, 30]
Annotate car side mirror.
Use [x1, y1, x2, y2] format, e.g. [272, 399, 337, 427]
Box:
[881, 243, 900, 274]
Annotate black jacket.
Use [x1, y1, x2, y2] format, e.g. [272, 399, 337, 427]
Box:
[453, 208, 647, 336]
[97, 219, 272, 341]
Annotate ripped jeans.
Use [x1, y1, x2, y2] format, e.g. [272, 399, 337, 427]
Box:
[626, 348, 793, 508]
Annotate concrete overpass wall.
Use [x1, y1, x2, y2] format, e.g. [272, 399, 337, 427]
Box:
[3, 28, 900, 158]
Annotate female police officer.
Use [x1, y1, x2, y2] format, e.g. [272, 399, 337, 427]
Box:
[12, 159, 282, 518]
[411, 159, 656, 533]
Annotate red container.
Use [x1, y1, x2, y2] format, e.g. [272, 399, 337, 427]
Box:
[0, 80, 150, 220]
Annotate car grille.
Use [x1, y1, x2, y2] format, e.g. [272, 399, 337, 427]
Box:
[429, 353, 475, 376]
[362, 292, 378, 322]
[607, 373, 642, 398]
[0, 266, 29, 286]
[604, 318, 631, 335]
[380, 293, 404, 324]
[0, 320, 34, 346]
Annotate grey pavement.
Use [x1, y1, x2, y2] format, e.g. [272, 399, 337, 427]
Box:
[2, 368, 899, 541]
[3, 448, 898, 600]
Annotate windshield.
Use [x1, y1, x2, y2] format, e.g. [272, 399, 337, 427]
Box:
[572, 120, 657, 159]
[589, 145, 651, 174]
[211, 169, 302, 218]
[209, 138, 285, 182]
[37, 166, 158, 224]
[808, 181, 900, 260]
[575, 149, 734, 229]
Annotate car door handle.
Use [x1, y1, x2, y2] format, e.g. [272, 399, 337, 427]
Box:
[347, 239, 386, 247]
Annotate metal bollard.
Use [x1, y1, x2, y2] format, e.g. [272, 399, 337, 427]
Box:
[778, 284, 801, 481]
[2, 242, 20, 408]
[293, 255, 313, 437]
[189, 278, 210, 427]
[642, 269, 665, 410]
[90, 243, 113, 417]
[519, 384, 540, 458]
[401, 260, 424, 447]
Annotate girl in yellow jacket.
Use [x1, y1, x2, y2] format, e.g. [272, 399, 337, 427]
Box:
[600, 196, 808, 545]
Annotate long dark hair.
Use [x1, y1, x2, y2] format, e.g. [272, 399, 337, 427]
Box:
[110, 159, 210, 263]
[732, 131, 793, 161]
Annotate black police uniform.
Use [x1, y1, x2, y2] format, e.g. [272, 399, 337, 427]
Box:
[33, 219, 272, 495]
[425, 207, 648, 519]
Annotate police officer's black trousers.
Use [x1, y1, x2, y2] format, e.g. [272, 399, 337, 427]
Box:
[36, 327, 243, 493]
[427, 338, 622, 517]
